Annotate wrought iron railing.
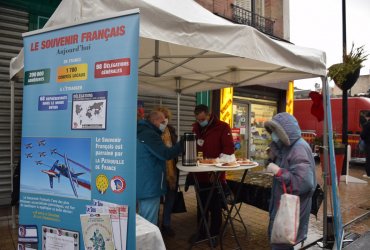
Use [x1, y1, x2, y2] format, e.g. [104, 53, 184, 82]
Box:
[231, 4, 274, 36]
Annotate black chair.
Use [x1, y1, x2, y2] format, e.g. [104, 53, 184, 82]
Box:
[220, 182, 247, 236]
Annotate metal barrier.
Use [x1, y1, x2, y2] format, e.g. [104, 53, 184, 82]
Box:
[302, 131, 365, 159]
[336, 133, 365, 158]
[301, 131, 317, 152]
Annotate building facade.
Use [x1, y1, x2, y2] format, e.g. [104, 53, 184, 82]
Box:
[195, 0, 288, 40]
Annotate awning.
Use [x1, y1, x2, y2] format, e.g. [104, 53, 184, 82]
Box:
[9, 0, 326, 95]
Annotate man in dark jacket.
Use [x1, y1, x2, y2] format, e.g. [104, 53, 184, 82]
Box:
[190, 104, 234, 246]
[137, 110, 183, 225]
[360, 112, 370, 178]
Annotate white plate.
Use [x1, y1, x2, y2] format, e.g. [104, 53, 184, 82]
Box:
[215, 163, 240, 168]
[198, 163, 218, 166]
[236, 161, 258, 166]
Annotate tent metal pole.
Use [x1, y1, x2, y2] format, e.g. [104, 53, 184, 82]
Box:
[322, 76, 329, 246]
[154, 40, 159, 77]
[10, 80, 16, 229]
[176, 77, 181, 140]
[158, 50, 208, 76]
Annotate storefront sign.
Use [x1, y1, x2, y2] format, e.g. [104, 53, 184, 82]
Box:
[220, 87, 233, 126]
[286, 81, 294, 114]
[19, 11, 139, 250]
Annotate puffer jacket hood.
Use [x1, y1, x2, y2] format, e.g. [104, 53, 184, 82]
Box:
[264, 112, 301, 146]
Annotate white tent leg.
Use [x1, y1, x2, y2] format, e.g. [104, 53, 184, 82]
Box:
[321, 76, 329, 247]
[346, 145, 350, 184]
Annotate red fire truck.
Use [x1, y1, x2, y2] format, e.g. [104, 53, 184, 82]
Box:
[294, 97, 370, 159]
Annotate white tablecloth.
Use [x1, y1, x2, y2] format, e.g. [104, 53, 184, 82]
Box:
[177, 162, 258, 173]
[136, 214, 166, 250]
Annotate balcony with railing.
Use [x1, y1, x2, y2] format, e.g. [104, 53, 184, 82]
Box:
[231, 4, 274, 36]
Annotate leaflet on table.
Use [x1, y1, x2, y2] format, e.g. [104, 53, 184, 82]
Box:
[85, 205, 121, 250]
[80, 213, 115, 250]
[42, 226, 79, 250]
[92, 199, 129, 250]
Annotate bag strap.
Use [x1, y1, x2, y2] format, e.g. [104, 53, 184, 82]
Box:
[282, 179, 293, 194]
[280, 138, 300, 194]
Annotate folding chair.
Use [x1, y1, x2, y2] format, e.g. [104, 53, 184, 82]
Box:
[221, 182, 248, 236]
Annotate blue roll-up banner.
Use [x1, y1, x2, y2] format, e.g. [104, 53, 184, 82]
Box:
[19, 10, 139, 250]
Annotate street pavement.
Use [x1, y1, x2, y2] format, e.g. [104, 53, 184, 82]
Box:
[161, 163, 370, 249]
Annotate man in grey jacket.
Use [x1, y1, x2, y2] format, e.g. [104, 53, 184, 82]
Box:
[264, 112, 316, 250]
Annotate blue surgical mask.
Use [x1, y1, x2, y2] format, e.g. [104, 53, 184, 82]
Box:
[159, 123, 166, 132]
[271, 132, 279, 143]
[199, 120, 208, 127]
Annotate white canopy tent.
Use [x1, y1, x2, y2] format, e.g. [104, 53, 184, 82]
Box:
[10, 0, 326, 95]
[8, 0, 332, 238]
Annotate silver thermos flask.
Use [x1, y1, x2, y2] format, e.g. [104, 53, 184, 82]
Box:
[182, 132, 197, 166]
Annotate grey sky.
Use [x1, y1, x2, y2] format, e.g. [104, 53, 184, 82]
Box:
[290, 0, 370, 90]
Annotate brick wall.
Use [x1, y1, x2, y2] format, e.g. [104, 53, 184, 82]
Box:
[264, 0, 284, 39]
[195, 0, 233, 19]
[196, 0, 285, 39]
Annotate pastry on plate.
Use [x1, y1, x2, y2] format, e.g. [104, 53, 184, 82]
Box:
[236, 158, 254, 165]
[199, 158, 218, 164]
[221, 162, 239, 167]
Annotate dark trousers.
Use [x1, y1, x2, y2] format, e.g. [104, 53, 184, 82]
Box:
[162, 188, 176, 227]
[272, 246, 294, 250]
[365, 145, 370, 176]
[196, 183, 222, 236]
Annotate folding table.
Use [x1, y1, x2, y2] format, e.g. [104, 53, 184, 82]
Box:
[177, 163, 258, 250]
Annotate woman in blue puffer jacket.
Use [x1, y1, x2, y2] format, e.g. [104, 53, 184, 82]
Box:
[264, 112, 316, 250]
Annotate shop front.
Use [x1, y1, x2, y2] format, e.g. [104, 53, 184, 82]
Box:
[231, 86, 283, 168]
[222, 86, 284, 211]
[233, 97, 278, 167]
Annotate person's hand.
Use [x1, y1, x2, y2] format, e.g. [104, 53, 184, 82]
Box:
[266, 162, 280, 175]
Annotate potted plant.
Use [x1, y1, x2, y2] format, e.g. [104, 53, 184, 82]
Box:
[327, 44, 368, 91]
[314, 133, 345, 185]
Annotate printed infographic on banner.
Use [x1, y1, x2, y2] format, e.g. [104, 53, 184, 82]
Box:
[71, 91, 108, 130]
[20, 11, 139, 250]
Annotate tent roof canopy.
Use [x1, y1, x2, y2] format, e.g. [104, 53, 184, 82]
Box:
[10, 0, 326, 95]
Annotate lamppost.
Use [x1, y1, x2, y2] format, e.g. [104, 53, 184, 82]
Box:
[341, 0, 348, 177]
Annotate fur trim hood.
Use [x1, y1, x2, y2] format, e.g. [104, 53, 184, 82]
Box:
[264, 112, 301, 146]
